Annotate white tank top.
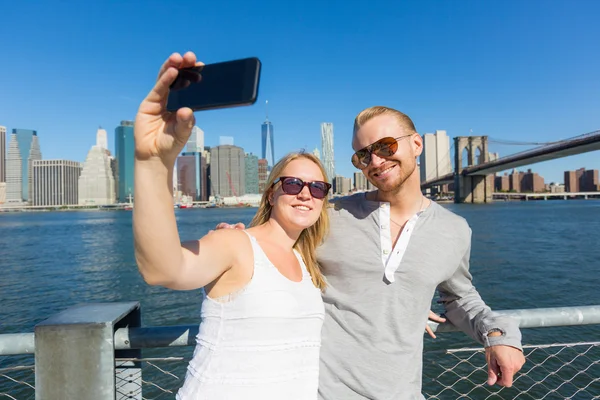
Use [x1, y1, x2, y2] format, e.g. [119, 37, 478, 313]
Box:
[176, 230, 325, 400]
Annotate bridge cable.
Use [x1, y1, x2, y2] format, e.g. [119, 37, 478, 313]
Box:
[488, 138, 560, 146]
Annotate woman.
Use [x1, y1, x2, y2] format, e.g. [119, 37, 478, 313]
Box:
[132, 51, 332, 399]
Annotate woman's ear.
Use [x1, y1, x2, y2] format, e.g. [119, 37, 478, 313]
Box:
[267, 189, 274, 206]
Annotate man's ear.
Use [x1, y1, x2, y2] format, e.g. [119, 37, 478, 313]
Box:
[412, 133, 423, 157]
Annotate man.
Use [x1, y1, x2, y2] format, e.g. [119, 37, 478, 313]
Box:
[220, 106, 525, 399]
[314, 106, 525, 399]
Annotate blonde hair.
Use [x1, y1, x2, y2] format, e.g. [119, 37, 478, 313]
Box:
[249, 151, 330, 291]
[354, 106, 417, 134]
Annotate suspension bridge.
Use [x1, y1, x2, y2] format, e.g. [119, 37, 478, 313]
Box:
[421, 130, 600, 203]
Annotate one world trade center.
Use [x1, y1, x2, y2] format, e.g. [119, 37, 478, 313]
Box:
[261, 100, 275, 169]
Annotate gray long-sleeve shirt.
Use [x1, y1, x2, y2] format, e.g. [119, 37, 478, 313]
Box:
[316, 193, 522, 399]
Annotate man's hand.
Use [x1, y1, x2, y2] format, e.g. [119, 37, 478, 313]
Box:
[216, 222, 246, 230]
[209, 222, 246, 234]
[425, 310, 446, 339]
[485, 344, 526, 387]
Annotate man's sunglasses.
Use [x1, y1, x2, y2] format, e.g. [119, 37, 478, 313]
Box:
[271, 176, 332, 200]
[351, 134, 414, 169]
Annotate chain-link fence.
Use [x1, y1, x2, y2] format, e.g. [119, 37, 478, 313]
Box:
[115, 357, 189, 400]
[423, 341, 600, 399]
[2, 303, 600, 399]
[0, 364, 35, 400]
[3, 343, 600, 399]
[0, 357, 191, 400]
[2, 343, 600, 399]
[109, 341, 600, 399]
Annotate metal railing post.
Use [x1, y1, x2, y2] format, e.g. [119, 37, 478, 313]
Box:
[34, 302, 141, 400]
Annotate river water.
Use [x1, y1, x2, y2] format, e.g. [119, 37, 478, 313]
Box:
[1, 200, 599, 398]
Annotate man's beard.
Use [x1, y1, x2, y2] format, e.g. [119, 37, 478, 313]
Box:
[368, 159, 416, 193]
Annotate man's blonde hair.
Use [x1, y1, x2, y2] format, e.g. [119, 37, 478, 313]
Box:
[353, 106, 417, 134]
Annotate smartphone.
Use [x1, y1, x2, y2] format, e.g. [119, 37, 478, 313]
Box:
[166, 57, 261, 112]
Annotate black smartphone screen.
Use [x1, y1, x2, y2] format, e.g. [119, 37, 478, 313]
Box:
[166, 57, 261, 112]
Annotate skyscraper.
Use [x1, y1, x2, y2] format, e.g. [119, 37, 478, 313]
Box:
[96, 127, 108, 150]
[312, 147, 320, 160]
[78, 128, 116, 205]
[178, 151, 208, 201]
[28, 133, 42, 202]
[521, 169, 545, 193]
[0, 126, 5, 204]
[115, 121, 135, 203]
[321, 122, 334, 182]
[5, 129, 42, 203]
[5, 134, 21, 203]
[177, 154, 196, 199]
[210, 145, 245, 197]
[245, 153, 259, 194]
[334, 176, 351, 195]
[354, 172, 368, 191]
[187, 126, 205, 153]
[258, 158, 268, 194]
[0, 126, 6, 183]
[32, 160, 82, 206]
[261, 100, 275, 168]
[565, 168, 599, 192]
[420, 130, 451, 183]
[582, 169, 599, 192]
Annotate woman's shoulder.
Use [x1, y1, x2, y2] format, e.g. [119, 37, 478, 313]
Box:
[200, 228, 254, 268]
[203, 227, 250, 243]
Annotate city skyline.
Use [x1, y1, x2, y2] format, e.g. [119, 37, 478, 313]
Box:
[2, 114, 598, 191]
[1, 121, 598, 190]
[0, 119, 597, 207]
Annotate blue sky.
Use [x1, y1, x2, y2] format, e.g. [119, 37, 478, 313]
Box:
[1, 0, 598, 184]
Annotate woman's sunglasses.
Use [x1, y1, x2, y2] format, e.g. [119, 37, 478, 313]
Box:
[271, 176, 332, 200]
[351, 134, 414, 169]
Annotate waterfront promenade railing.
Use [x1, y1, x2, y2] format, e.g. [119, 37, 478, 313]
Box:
[1, 302, 599, 399]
